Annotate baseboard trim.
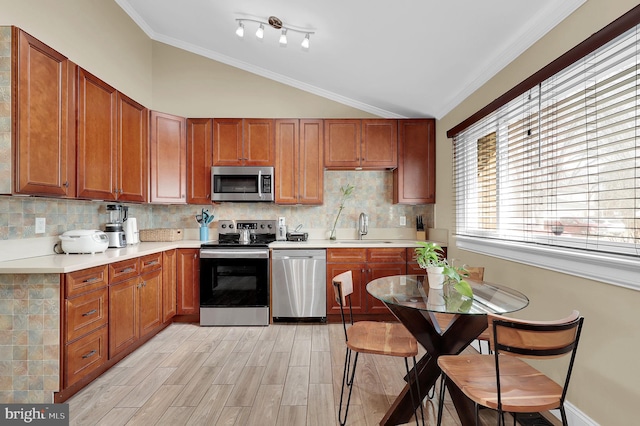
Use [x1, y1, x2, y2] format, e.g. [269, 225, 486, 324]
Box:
[548, 401, 598, 426]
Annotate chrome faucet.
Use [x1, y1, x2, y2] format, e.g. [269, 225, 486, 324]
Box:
[358, 213, 369, 239]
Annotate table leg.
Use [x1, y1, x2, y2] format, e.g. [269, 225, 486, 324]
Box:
[380, 303, 488, 426]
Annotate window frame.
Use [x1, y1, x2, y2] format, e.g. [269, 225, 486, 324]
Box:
[448, 5, 640, 290]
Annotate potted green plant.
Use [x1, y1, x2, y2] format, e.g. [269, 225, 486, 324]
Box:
[414, 242, 473, 297]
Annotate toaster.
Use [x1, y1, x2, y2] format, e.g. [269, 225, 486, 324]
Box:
[59, 230, 109, 254]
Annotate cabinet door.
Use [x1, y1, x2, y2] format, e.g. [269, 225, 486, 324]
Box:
[243, 119, 275, 165]
[187, 118, 213, 204]
[77, 67, 117, 200]
[275, 119, 298, 204]
[365, 262, 407, 314]
[298, 119, 324, 204]
[150, 111, 187, 203]
[394, 119, 436, 204]
[324, 119, 361, 168]
[361, 119, 397, 168]
[14, 28, 75, 197]
[162, 250, 177, 323]
[139, 269, 162, 337]
[326, 263, 366, 315]
[116, 92, 148, 202]
[177, 249, 200, 315]
[109, 277, 138, 358]
[212, 118, 243, 165]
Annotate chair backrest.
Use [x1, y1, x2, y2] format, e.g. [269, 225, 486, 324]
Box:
[488, 310, 583, 359]
[332, 270, 355, 339]
[490, 310, 583, 412]
[332, 270, 354, 308]
[464, 266, 484, 281]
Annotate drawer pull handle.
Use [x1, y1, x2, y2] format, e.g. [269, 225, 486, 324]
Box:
[144, 260, 159, 266]
[119, 267, 135, 274]
[82, 309, 97, 317]
[82, 350, 97, 359]
[83, 277, 100, 283]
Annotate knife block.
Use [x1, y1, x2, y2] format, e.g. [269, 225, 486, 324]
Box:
[416, 231, 426, 240]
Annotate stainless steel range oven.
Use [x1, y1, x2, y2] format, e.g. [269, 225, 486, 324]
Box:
[199, 219, 276, 326]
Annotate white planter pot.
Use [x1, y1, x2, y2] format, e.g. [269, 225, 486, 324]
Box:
[426, 266, 445, 289]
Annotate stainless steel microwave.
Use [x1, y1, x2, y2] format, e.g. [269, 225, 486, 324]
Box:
[211, 166, 274, 202]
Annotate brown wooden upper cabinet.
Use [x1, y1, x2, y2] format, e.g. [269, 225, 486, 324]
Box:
[186, 118, 213, 204]
[13, 28, 76, 197]
[150, 111, 187, 204]
[394, 119, 436, 204]
[324, 119, 397, 169]
[213, 118, 275, 166]
[275, 119, 324, 205]
[77, 68, 148, 202]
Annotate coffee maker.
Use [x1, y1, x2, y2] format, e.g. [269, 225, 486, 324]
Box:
[105, 204, 127, 248]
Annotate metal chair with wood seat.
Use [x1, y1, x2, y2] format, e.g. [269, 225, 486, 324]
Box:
[436, 310, 584, 426]
[332, 270, 424, 426]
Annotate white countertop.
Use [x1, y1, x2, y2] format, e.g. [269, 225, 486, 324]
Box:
[0, 238, 444, 274]
[0, 240, 202, 274]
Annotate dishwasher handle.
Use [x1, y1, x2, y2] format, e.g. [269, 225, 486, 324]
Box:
[277, 255, 316, 260]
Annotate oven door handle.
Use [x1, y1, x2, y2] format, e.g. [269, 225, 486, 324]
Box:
[200, 250, 269, 259]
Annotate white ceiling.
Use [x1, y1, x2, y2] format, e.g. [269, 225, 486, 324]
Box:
[115, 0, 585, 119]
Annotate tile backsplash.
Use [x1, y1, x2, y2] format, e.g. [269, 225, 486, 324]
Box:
[0, 170, 433, 243]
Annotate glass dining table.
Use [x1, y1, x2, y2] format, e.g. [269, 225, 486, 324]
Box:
[366, 274, 529, 426]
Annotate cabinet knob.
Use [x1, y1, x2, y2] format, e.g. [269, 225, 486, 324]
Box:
[63, 181, 69, 188]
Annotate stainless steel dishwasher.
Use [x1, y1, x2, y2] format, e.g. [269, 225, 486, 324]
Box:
[271, 249, 326, 321]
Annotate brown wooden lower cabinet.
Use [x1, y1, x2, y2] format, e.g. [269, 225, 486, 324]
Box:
[177, 248, 200, 315]
[58, 250, 184, 402]
[65, 325, 108, 388]
[62, 265, 109, 389]
[109, 254, 163, 358]
[162, 249, 177, 322]
[326, 248, 406, 321]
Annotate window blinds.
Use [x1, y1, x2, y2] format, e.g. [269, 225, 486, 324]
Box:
[454, 25, 640, 256]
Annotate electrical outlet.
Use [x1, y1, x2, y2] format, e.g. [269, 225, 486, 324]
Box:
[35, 217, 46, 234]
[399, 215, 406, 226]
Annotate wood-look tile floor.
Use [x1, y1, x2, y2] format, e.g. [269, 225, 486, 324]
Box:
[67, 322, 527, 426]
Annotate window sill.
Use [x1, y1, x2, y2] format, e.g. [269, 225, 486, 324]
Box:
[455, 235, 639, 291]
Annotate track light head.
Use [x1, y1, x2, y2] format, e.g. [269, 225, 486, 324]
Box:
[279, 29, 288, 46]
[256, 23, 264, 39]
[301, 33, 310, 49]
[235, 21, 244, 38]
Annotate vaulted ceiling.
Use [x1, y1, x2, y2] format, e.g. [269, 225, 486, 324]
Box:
[115, 0, 586, 119]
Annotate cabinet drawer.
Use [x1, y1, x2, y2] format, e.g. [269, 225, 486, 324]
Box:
[65, 288, 108, 343]
[140, 252, 162, 274]
[109, 258, 140, 284]
[65, 266, 108, 298]
[65, 325, 108, 387]
[367, 248, 406, 263]
[327, 248, 367, 263]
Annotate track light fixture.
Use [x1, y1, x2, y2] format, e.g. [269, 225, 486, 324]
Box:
[235, 16, 314, 49]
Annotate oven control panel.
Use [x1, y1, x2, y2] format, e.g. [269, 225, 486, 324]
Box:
[218, 220, 276, 235]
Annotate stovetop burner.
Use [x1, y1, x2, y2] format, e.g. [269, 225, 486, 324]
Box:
[200, 219, 277, 248]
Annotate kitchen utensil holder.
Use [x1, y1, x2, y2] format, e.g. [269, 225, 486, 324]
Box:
[200, 226, 209, 242]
